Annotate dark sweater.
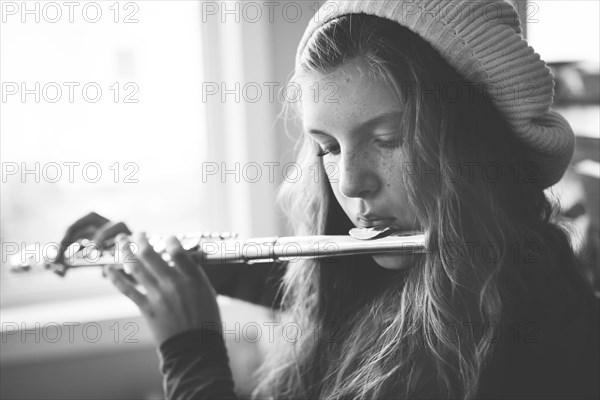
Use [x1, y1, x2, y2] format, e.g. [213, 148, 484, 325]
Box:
[158, 260, 600, 400]
[158, 262, 285, 400]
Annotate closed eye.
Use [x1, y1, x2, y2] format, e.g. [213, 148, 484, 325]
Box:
[374, 134, 403, 150]
[316, 135, 403, 157]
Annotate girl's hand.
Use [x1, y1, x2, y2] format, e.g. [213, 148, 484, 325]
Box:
[105, 232, 222, 345]
[56, 212, 131, 266]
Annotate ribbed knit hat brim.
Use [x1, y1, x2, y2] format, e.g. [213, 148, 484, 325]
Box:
[295, 0, 575, 188]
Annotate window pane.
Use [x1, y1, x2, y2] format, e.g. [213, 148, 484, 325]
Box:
[1, 1, 208, 305]
[527, 0, 599, 64]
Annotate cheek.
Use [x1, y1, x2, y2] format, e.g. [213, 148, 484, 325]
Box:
[386, 163, 412, 208]
[386, 170, 406, 195]
[377, 153, 405, 192]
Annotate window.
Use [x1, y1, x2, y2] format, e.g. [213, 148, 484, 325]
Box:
[526, 0, 599, 64]
[1, 1, 211, 305]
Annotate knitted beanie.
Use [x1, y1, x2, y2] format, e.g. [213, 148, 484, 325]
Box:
[295, 0, 575, 188]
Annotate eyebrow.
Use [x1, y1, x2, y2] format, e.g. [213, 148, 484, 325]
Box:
[306, 111, 403, 137]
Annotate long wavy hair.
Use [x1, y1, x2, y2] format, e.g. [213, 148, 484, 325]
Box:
[252, 14, 579, 399]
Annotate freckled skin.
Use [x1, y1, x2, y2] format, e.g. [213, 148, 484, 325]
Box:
[298, 60, 419, 270]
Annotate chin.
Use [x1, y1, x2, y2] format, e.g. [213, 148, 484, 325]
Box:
[371, 254, 414, 270]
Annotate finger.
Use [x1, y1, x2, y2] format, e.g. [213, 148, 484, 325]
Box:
[57, 212, 110, 264]
[119, 237, 159, 289]
[65, 212, 110, 238]
[165, 236, 199, 278]
[105, 265, 148, 308]
[92, 221, 132, 247]
[166, 237, 217, 297]
[133, 232, 174, 281]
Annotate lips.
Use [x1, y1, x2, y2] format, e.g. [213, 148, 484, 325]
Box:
[356, 216, 397, 229]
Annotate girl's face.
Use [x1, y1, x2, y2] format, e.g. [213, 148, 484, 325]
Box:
[298, 59, 418, 270]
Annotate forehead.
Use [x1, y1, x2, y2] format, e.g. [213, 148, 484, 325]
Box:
[298, 59, 402, 130]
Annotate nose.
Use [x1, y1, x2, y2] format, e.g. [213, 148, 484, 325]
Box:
[337, 147, 380, 199]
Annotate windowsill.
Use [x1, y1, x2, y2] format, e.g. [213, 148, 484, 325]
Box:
[1, 267, 123, 308]
[0, 292, 271, 399]
[0, 293, 254, 365]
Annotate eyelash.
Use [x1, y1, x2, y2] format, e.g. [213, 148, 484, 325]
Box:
[316, 139, 402, 158]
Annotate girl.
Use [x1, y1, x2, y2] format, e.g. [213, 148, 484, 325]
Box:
[60, 1, 599, 398]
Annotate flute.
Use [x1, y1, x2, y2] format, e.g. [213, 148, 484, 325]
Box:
[9, 227, 426, 276]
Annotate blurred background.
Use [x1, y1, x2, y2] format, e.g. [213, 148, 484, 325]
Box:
[0, 1, 598, 399]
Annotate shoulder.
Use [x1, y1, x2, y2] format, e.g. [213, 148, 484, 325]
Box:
[479, 236, 600, 399]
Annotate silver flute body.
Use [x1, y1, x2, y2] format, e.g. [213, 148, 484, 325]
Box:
[9, 229, 427, 275]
